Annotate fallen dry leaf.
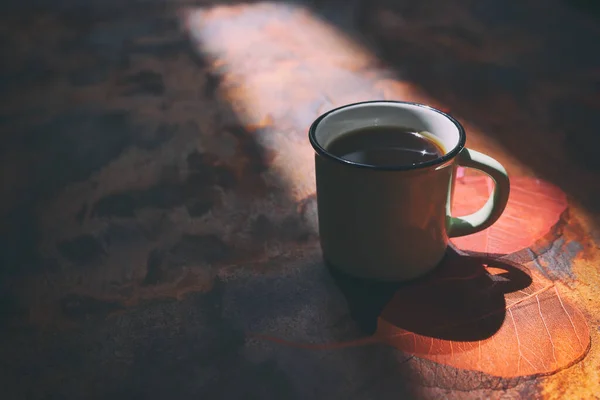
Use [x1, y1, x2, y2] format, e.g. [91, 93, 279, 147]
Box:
[256, 175, 589, 379]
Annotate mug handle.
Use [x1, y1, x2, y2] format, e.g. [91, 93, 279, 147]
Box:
[448, 148, 510, 238]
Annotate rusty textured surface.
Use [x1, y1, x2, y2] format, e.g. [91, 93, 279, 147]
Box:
[0, 0, 599, 399]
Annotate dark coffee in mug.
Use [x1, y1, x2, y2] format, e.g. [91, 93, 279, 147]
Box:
[327, 126, 445, 167]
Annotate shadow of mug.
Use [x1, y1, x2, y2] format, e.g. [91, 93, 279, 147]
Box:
[327, 248, 533, 341]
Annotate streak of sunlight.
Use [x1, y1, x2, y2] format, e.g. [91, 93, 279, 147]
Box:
[179, 2, 433, 201]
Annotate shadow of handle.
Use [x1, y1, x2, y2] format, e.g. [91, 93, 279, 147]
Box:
[448, 148, 510, 238]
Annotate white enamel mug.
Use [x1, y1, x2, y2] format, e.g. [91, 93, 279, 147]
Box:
[309, 101, 510, 281]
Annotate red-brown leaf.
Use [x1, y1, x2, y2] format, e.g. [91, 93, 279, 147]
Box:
[451, 170, 568, 254]
[256, 173, 588, 379]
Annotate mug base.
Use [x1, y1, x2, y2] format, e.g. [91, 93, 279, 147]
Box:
[322, 252, 446, 283]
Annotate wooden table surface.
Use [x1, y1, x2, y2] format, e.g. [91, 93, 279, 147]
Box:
[1, 0, 599, 399]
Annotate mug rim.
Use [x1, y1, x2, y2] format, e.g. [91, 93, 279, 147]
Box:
[308, 100, 466, 171]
